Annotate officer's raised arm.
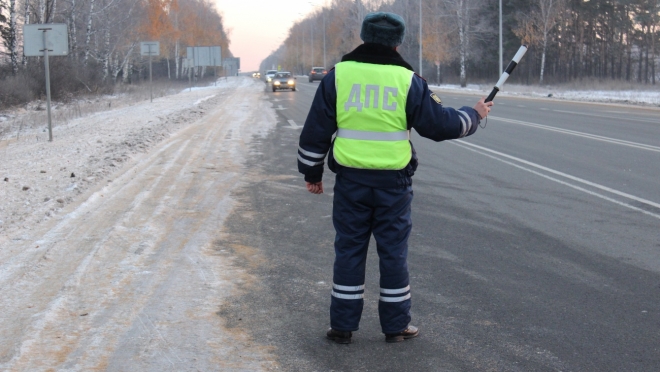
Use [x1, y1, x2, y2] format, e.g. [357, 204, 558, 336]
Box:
[406, 76, 492, 141]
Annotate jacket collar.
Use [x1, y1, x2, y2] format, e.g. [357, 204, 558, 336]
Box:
[341, 43, 414, 71]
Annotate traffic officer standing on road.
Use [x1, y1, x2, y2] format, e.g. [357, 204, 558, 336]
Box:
[297, 12, 493, 344]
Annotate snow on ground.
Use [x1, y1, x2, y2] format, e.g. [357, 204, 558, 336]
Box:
[0, 77, 283, 370]
[0, 79, 239, 244]
[429, 83, 660, 106]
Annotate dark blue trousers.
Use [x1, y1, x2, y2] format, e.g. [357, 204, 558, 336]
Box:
[330, 175, 413, 334]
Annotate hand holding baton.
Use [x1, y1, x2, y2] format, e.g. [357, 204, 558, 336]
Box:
[485, 45, 528, 102]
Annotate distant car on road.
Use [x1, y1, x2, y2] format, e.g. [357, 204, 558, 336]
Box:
[265, 70, 278, 83]
[272, 72, 296, 92]
[308, 67, 327, 82]
[252, 72, 260, 78]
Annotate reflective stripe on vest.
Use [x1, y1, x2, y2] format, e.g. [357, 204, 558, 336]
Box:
[334, 61, 413, 170]
[336, 128, 409, 141]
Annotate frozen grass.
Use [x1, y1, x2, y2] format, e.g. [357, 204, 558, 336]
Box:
[0, 77, 219, 140]
[430, 78, 660, 106]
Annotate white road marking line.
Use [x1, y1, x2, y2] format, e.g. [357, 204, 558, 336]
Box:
[489, 116, 660, 152]
[287, 120, 301, 129]
[552, 109, 659, 123]
[452, 141, 660, 219]
[275, 105, 286, 110]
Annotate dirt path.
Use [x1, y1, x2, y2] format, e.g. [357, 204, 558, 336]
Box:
[0, 78, 279, 371]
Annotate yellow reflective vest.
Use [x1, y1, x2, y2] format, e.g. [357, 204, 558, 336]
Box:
[334, 61, 413, 170]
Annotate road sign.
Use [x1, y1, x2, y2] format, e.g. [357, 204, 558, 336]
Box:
[23, 24, 68, 56]
[182, 58, 193, 69]
[140, 41, 160, 102]
[186, 46, 222, 67]
[140, 41, 160, 56]
[223, 57, 241, 77]
[23, 23, 69, 142]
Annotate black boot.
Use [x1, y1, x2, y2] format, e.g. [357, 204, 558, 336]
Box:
[326, 328, 352, 344]
[385, 325, 419, 343]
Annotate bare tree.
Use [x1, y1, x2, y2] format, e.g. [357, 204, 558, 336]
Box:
[422, 0, 453, 84]
[443, 0, 481, 87]
[514, 0, 564, 84]
[1, 0, 19, 74]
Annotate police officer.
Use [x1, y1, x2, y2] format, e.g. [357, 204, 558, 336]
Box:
[297, 12, 493, 344]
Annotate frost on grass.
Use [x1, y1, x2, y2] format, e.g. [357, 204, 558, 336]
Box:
[0, 79, 237, 243]
[429, 83, 660, 106]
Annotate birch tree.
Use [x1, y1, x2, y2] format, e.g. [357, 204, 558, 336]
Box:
[514, 0, 564, 84]
[443, 0, 475, 87]
[67, 0, 79, 58]
[537, 0, 563, 83]
[0, 0, 7, 52]
[82, 0, 95, 63]
[167, 0, 181, 78]
[1, 0, 19, 75]
[422, 0, 453, 84]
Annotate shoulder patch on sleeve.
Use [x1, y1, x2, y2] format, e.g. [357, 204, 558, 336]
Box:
[430, 92, 442, 104]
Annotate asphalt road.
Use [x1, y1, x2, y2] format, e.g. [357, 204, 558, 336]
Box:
[222, 78, 660, 371]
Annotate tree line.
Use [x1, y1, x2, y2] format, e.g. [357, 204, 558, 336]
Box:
[261, 0, 660, 87]
[0, 0, 231, 107]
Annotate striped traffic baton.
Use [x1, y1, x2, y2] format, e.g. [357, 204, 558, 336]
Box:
[485, 45, 528, 102]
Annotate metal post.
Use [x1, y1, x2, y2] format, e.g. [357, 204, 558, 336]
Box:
[499, 0, 503, 73]
[149, 52, 153, 102]
[302, 29, 305, 73]
[42, 30, 53, 142]
[419, 0, 422, 76]
[310, 22, 314, 68]
[323, 11, 326, 67]
[193, 50, 197, 87]
[188, 61, 192, 91]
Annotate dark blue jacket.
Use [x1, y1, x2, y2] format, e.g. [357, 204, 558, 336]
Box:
[297, 43, 481, 188]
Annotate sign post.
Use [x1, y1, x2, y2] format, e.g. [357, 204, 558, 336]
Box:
[140, 42, 160, 102]
[183, 58, 194, 91]
[188, 59, 192, 91]
[23, 24, 68, 142]
[43, 32, 53, 141]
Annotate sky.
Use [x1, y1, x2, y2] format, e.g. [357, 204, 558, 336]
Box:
[214, 0, 326, 72]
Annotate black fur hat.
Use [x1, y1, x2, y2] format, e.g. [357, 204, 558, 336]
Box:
[360, 12, 406, 48]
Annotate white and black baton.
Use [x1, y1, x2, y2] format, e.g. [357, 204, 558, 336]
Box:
[485, 45, 528, 102]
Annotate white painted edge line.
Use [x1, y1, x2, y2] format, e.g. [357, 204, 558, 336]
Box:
[489, 116, 660, 153]
[453, 140, 660, 220]
[550, 109, 659, 124]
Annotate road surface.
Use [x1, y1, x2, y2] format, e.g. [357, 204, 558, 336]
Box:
[223, 78, 660, 371]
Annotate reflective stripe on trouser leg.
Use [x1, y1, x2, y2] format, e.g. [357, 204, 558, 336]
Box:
[372, 184, 413, 334]
[330, 176, 373, 332]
